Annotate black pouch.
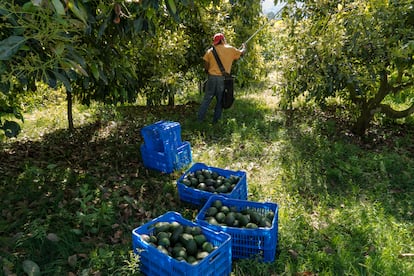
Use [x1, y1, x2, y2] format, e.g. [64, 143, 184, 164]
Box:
[222, 75, 234, 109]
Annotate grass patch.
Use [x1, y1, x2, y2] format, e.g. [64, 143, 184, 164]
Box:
[1, 83, 413, 275]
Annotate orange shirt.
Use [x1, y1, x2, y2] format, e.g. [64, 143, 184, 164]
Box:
[203, 44, 243, 76]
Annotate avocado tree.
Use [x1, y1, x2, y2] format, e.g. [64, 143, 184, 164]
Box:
[0, 0, 191, 133]
[278, 0, 414, 136]
[1, 0, 265, 137]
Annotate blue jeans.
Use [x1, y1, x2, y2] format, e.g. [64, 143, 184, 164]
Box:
[198, 75, 225, 123]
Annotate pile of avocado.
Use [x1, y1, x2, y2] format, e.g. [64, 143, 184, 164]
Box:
[180, 169, 241, 194]
[202, 199, 274, 229]
[141, 221, 217, 265]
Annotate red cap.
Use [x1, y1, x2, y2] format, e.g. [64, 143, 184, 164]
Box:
[213, 33, 225, 45]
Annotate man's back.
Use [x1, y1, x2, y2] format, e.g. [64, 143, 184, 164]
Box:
[203, 44, 243, 76]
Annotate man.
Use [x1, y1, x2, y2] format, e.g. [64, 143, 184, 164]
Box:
[198, 33, 246, 124]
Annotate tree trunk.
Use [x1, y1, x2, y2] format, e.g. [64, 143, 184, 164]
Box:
[67, 90, 74, 131]
[167, 83, 175, 106]
[352, 109, 373, 136]
[168, 91, 175, 106]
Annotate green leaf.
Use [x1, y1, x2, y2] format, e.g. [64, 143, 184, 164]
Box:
[133, 17, 144, 32]
[0, 36, 26, 60]
[13, 109, 24, 121]
[404, 40, 414, 52]
[0, 81, 10, 93]
[68, 0, 87, 24]
[90, 63, 100, 80]
[2, 120, 21, 138]
[67, 46, 87, 68]
[166, 0, 177, 15]
[53, 71, 72, 92]
[67, 60, 89, 77]
[52, 0, 66, 15]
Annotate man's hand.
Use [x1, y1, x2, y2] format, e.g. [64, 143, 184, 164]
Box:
[240, 43, 246, 55]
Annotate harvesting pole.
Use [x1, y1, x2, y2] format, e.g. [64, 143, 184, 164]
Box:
[241, 3, 287, 47]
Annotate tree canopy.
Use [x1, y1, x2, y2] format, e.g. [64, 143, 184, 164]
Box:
[279, 0, 414, 136]
[0, 0, 266, 138]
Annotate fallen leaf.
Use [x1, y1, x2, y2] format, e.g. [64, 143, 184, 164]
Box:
[288, 249, 299, 259]
[399, 253, 414, 258]
[46, 233, 60, 242]
[68, 254, 77, 267]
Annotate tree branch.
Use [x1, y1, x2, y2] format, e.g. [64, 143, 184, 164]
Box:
[391, 80, 414, 94]
[379, 103, 414, 118]
[369, 70, 390, 108]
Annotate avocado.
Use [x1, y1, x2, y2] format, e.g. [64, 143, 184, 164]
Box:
[266, 210, 275, 220]
[194, 234, 207, 247]
[190, 177, 199, 186]
[238, 214, 250, 227]
[206, 186, 216, 193]
[197, 183, 207, 191]
[191, 226, 202, 236]
[195, 170, 203, 177]
[140, 234, 150, 243]
[157, 245, 169, 255]
[224, 212, 236, 226]
[185, 239, 198, 256]
[153, 222, 170, 234]
[206, 206, 218, 217]
[250, 211, 262, 224]
[170, 225, 184, 244]
[156, 231, 170, 241]
[214, 179, 223, 188]
[158, 237, 170, 247]
[205, 178, 215, 186]
[181, 178, 191, 186]
[172, 246, 187, 259]
[184, 226, 193, 234]
[202, 241, 214, 253]
[246, 222, 258, 229]
[186, 255, 197, 264]
[196, 251, 210, 260]
[216, 185, 228, 193]
[179, 233, 194, 245]
[149, 235, 157, 244]
[197, 175, 205, 183]
[206, 216, 219, 225]
[202, 170, 212, 179]
[215, 212, 226, 223]
[220, 205, 230, 214]
[212, 200, 223, 209]
[229, 175, 240, 184]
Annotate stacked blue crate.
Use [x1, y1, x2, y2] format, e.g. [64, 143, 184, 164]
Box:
[140, 121, 192, 173]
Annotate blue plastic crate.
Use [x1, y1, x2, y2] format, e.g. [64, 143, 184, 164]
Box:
[195, 195, 279, 262]
[140, 121, 182, 152]
[141, 141, 192, 173]
[176, 163, 247, 207]
[132, 211, 232, 276]
[171, 142, 192, 171]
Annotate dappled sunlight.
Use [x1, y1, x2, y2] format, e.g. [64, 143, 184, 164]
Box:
[19, 102, 97, 141]
[2, 95, 413, 275]
[241, 88, 281, 109]
[1, 0, 413, 274]
[278, 195, 414, 274]
[95, 121, 119, 140]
